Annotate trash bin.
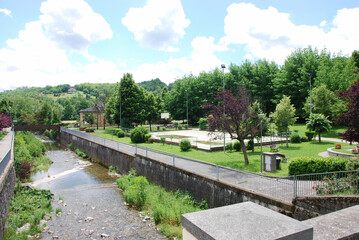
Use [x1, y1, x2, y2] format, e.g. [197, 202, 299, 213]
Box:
[276, 157, 281, 170]
[263, 152, 277, 172]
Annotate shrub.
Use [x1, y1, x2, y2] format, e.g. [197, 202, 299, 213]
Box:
[290, 133, 301, 143]
[226, 142, 233, 152]
[68, 143, 74, 151]
[18, 160, 32, 180]
[130, 127, 150, 143]
[198, 118, 208, 130]
[305, 131, 315, 141]
[75, 149, 88, 159]
[233, 141, 242, 152]
[114, 129, 125, 138]
[145, 133, 151, 142]
[160, 137, 166, 145]
[85, 127, 95, 132]
[301, 136, 308, 142]
[246, 139, 254, 150]
[122, 176, 149, 210]
[346, 157, 359, 170]
[173, 122, 179, 129]
[288, 157, 347, 175]
[178, 125, 183, 130]
[162, 127, 166, 131]
[180, 139, 191, 151]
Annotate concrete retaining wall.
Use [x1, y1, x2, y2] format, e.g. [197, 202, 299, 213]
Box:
[60, 130, 294, 217]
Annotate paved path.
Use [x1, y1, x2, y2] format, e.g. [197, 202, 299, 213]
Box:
[0, 128, 12, 158]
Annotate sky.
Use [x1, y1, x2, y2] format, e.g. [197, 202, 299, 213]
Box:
[0, 0, 358, 91]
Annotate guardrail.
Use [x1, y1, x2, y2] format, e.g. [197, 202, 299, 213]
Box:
[60, 128, 359, 203]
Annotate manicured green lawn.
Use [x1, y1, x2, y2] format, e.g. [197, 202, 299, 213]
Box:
[91, 131, 351, 177]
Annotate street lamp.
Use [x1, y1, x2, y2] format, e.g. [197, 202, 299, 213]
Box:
[259, 113, 265, 173]
[221, 64, 226, 153]
[119, 86, 122, 128]
[307, 73, 312, 114]
[185, 90, 189, 129]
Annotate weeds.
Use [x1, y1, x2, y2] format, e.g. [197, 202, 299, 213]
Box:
[116, 170, 207, 239]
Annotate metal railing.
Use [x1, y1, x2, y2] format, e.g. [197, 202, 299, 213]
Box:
[0, 131, 14, 176]
[294, 170, 359, 197]
[60, 127, 359, 203]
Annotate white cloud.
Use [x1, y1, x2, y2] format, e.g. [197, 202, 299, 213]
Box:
[0, 0, 116, 91]
[222, 3, 359, 64]
[133, 36, 224, 83]
[122, 0, 190, 52]
[39, 0, 113, 52]
[319, 20, 327, 27]
[0, 8, 11, 17]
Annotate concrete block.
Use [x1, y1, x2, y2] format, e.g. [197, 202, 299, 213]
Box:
[303, 205, 359, 240]
[182, 202, 313, 240]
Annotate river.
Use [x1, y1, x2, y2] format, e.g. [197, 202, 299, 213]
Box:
[32, 143, 166, 240]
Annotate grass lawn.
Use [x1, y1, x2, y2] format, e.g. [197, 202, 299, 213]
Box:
[91, 131, 352, 177]
[290, 123, 346, 138]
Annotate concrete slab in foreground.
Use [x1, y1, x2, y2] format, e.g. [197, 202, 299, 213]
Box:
[303, 205, 359, 240]
[182, 201, 313, 240]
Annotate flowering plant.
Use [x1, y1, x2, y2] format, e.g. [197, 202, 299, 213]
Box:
[352, 149, 358, 154]
[313, 173, 358, 195]
[335, 144, 341, 149]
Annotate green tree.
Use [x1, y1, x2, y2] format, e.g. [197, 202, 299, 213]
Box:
[306, 113, 331, 143]
[273, 47, 321, 119]
[303, 84, 346, 118]
[270, 96, 297, 148]
[144, 92, 160, 131]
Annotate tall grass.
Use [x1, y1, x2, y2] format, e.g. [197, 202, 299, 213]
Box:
[3, 183, 53, 240]
[117, 170, 207, 239]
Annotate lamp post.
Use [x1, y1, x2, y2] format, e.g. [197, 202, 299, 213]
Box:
[259, 113, 265, 173]
[307, 73, 312, 114]
[221, 64, 226, 153]
[185, 90, 188, 129]
[119, 87, 122, 128]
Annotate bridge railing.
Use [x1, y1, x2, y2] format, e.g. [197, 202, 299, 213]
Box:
[0, 131, 14, 176]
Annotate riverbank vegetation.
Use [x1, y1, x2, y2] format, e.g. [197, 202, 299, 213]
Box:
[117, 170, 207, 239]
[3, 131, 54, 239]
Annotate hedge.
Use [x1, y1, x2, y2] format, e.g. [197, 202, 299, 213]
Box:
[288, 157, 347, 175]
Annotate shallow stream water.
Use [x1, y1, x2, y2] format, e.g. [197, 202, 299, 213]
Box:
[32, 143, 166, 240]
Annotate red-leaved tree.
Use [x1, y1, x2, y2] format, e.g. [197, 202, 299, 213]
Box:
[0, 112, 12, 129]
[339, 79, 359, 144]
[204, 88, 256, 165]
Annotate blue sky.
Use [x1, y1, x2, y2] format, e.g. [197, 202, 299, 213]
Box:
[0, 0, 358, 91]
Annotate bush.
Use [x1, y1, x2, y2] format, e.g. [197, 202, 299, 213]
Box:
[162, 127, 166, 131]
[346, 157, 359, 170]
[178, 125, 183, 130]
[85, 127, 95, 132]
[114, 129, 125, 138]
[226, 142, 233, 152]
[130, 127, 150, 143]
[290, 133, 301, 143]
[198, 118, 208, 130]
[145, 133, 151, 142]
[246, 139, 254, 150]
[180, 139, 191, 151]
[233, 141, 242, 152]
[75, 149, 88, 159]
[288, 157, 347, 175]
[160, 137, 166, 145]
[305, 131, 315, 141]
[173, 122, 179, 129]
[68, 143, 74, 151]
[18, 160, 32, 180]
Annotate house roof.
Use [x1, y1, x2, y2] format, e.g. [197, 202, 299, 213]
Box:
[79, 103, 105, 113]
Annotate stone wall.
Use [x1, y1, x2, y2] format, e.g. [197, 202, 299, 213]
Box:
[0, 161, 15, 239]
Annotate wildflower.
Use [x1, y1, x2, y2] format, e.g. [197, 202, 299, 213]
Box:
[332, 182, 335, 185]
[312, 186, 315, 190]
[327, 190, 329, 194]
